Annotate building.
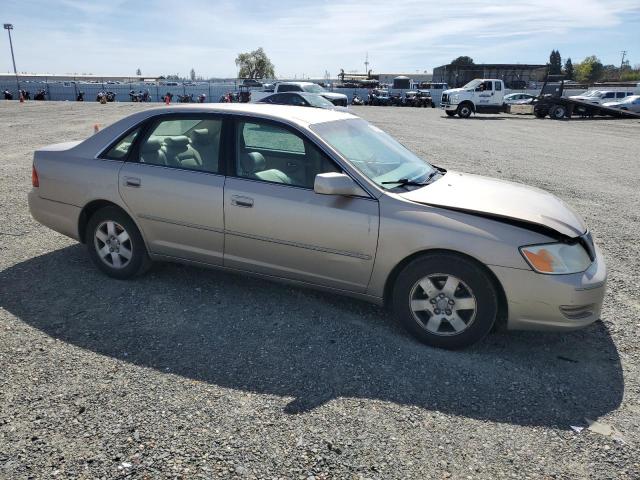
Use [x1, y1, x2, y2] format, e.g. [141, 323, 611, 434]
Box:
[432, 64, 547, 88]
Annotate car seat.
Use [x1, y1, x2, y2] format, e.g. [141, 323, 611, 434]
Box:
[140, 138, 168, 166]
[240, 152, 292, 184]
[190, 127, 220, 173]
[163, 136, 202, 169]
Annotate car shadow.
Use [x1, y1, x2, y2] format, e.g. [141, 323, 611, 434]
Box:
[0, 245, 623, 427]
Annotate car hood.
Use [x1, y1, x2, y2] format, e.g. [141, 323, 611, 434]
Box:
[398, 171, 587, 238]
[442, 87, 467, 95]
[321, 92, 348, 100]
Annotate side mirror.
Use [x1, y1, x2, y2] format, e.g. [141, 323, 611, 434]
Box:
[314, 172, 367, 197]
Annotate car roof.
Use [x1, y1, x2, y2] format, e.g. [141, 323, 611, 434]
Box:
[130, 103, 356, 127]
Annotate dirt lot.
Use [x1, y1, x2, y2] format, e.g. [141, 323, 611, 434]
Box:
[1, 102, 639, 479]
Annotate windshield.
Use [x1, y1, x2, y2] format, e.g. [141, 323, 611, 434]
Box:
[303, 94, 334, 108]
[302, 84, 325, 93]
[462, 79, 482, 90]
[311, 118, 436, 189]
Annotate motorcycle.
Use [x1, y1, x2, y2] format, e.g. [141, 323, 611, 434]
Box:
[20, 89, 31, 100]
[34, 89, 46, 101]
[76, 91, 85, 101]
[198, 93, 207, 103]
[4, 90, 13, 100]
[163, 92, 174, 103]
[177, 94, 194, 103]
[96, 91, 116, 102]
[351, 94, 364, 106]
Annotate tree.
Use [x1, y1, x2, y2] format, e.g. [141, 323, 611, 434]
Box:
[235, 48, 275, 79]
[548, 50, 562, 75]
[563, 58, 574, 80]
[450, 56, 474, 66]
[575, 55, 604, 83]
[136, 68, 142, 76]
[190, 68, 196, 81]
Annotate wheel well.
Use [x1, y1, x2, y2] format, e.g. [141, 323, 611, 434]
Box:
[459, 101, 475, 111]
[78, 200, 128, 243]
[382, 249, 508, 330]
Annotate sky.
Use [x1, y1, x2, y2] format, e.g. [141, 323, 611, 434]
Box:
[2, 0, 640, 78]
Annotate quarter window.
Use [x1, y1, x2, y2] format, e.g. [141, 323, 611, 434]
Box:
[138, 117, 222, 173]
[236, 120, 339, 188]
[102, 128, 140, 160]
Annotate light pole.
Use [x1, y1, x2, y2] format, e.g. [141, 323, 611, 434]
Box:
[3, 23, 20, 92]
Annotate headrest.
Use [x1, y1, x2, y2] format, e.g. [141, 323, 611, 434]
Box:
[163, 136, 189, 151]
[241, 152, 266, 173]
[191, 128, 209, 143]
[141, 138, 162, 153]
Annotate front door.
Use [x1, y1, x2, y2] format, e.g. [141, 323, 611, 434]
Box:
[223, 118, 379, 292]
[118, 114, 226, 265]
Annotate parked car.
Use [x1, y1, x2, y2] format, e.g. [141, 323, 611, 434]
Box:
[251, 82, 348, 106]
[368, 89, 391, 106]
[28, 104, 606, 349]
[404, 90, 433, 108]
[503, 93, 536, 105]
[602, 94, 640, 113]
[258, 92, 342, 110]
[569, 90, 634, 105]
[242, 79, 264, 88]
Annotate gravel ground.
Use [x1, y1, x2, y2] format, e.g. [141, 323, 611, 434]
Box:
[1, 102, 639, 479]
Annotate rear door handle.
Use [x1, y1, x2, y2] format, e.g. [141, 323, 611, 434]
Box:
[124, 176, 141, 187]
[231, 195, 254, 208]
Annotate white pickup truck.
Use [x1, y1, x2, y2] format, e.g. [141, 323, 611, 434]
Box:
[250, 82, 348, 106]
[441, 79, 506, 118]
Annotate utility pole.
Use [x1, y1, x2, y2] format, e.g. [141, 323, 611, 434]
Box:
[620, 50, 627, 70]
[3, 24, 20, 91]
[364, 52, 369, 77]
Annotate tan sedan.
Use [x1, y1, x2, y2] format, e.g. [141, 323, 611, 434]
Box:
[28, 104, 607, 348]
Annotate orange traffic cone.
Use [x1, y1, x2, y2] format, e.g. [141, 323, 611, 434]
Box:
[94, 124, 100, 134]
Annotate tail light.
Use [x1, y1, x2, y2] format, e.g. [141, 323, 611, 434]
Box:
[32, 164, 39, 187]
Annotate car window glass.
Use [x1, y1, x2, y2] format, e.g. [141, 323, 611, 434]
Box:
[278, 84, 301, 92]
[604, 92, 615, 98]
[102, 128, 140, 160]
[237, 120, 340, 188]
[495, 81, 502, 91]
[138, 117, 222, 173]
[616, 92, 625, 98]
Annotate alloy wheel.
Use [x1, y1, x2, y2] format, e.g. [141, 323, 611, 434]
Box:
[409, 273, 477, 336]
[93, 220, 133, 269]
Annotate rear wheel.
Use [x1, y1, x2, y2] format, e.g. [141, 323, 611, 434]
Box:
[457, 104, 473, 118]
[392, 253, 498, 349]
[86, 206, 151, 279]
[549, 104, 567, 120]
[445, 110, 456, 117]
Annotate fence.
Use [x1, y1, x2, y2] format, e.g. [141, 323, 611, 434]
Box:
[0, 77, 589, 105]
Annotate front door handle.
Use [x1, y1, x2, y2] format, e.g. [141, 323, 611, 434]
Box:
[124, 176, 141, 187]
[231, 195, 254, 208]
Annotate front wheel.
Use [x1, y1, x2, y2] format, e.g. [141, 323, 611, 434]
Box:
[457, 104, 473, 118]
[392, 254, 498, 349]
[445, 110, 456, 117]
[86, 206, 151, 279]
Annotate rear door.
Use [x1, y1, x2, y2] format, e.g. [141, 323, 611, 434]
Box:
[118, 114, 227, 265]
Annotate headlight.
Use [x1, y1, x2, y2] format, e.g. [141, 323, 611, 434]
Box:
[520, 243, 591, 275]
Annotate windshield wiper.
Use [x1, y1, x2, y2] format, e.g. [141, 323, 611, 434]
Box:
[382, 170, 442, 187]
[381, 178, 427, 187]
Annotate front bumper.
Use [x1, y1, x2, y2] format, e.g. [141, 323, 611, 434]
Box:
[489, 244, 607, 331]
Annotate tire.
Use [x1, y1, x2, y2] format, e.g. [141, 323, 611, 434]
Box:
[86, 206, 151, 279]
[534, 108, 547, 119]
[445, 110, 456, 117]
[457, 103, 473, 118]
[549, 104, 567, 120]
[392, 253, 498, 349]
